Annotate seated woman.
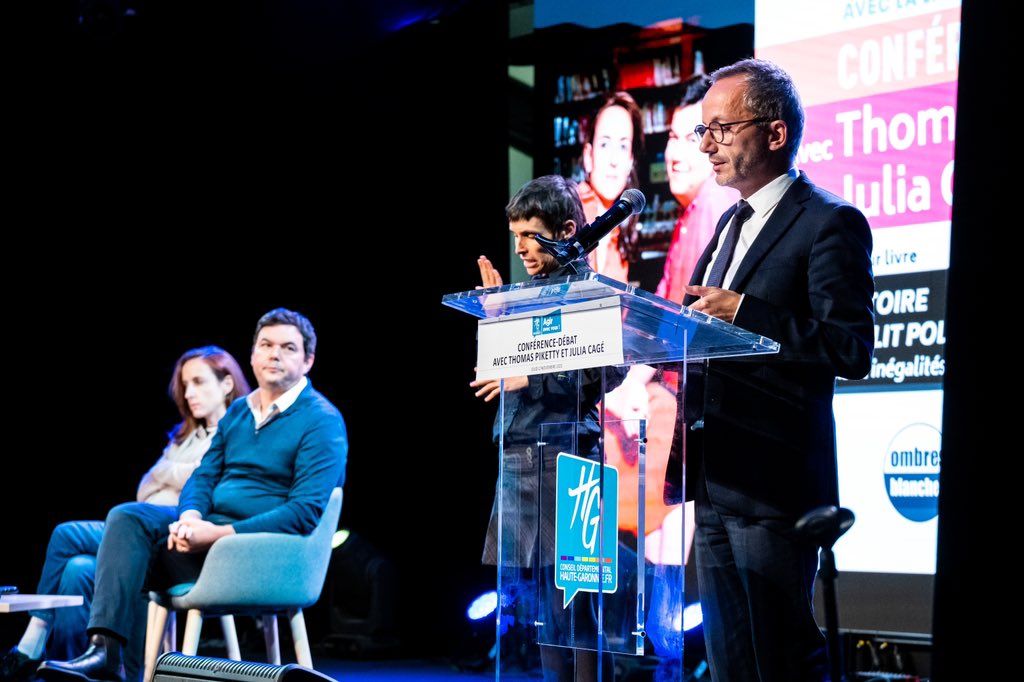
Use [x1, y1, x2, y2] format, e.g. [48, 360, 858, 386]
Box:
[1, 346, 249, 682]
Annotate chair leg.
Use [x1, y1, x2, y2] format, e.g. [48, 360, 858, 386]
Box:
[261, 615, 280, 665]
[220, 616, 241, 661]
[144, 603, 170, 682]
[181, 610, 204, 656]
[287, 609, 313, 669]
[146, 601, 157, 647]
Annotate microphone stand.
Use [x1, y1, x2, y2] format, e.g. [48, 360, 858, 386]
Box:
[795, 505, 855, 682]
[534, 188, 646, 266]
[535, 234, 583, 266]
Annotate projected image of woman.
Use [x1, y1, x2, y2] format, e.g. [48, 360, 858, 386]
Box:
[577, 91, 645, 284]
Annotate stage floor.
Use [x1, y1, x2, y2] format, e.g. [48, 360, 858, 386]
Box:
[316, 657, 495, 681]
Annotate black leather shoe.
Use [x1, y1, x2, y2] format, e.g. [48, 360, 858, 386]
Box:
[0, 648, 41, 682]
[35, 635, 124, 682]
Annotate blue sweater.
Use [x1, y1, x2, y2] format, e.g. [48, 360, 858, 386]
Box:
[177, 380, 348, 535]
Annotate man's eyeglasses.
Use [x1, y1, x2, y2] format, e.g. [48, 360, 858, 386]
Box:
[694, 118, 771, 143]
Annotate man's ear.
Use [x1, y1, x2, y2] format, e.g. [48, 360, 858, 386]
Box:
[560, 219, 578, 240]
[767, 120, 788, 153]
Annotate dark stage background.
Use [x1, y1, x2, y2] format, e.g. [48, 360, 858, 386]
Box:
[6, 0, 511, 659]
[6, 2, 981, 679]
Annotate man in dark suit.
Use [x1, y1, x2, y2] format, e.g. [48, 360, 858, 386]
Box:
[664, 59, 874, 681]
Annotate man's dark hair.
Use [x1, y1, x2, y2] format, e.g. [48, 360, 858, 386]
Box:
[253, 308, 317, 358]
[679, 73, 713, 108]
[709, 58, 805, 165]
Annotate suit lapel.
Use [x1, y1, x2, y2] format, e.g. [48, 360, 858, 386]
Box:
[728, 173, 813, 292]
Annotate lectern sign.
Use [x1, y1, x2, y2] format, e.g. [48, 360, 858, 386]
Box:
[554, 453, 619, 608]
[475, 297, 625, 380]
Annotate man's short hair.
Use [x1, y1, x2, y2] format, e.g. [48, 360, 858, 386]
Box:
[679, 73, 712, 108]
[254, 308, 317, 358]
[709, 58, 805, 165]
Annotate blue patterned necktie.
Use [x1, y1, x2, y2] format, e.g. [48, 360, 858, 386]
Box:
[706, 200, 753, 288]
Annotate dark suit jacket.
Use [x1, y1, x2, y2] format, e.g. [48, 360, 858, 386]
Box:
[664, 171, 874, 518]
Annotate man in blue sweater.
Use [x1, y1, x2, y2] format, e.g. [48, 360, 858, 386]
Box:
[36, 308, 348, 682]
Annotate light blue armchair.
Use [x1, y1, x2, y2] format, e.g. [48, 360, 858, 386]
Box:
[143, 488, 343, 681]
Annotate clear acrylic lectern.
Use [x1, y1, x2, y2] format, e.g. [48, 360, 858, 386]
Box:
[442, 272, 778, 681]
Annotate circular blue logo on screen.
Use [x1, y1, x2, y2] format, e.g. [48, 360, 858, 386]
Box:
[883, 423, 941, 522]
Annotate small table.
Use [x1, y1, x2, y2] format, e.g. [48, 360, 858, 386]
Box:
[0, 594, 84, 613]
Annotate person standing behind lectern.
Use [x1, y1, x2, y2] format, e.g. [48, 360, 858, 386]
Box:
[662, 59, 874, 682]
[471, 175, 626, 682]
[36, 308, 348, 682]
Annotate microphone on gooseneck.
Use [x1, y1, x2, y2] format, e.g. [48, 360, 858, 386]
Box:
[537, 188, 646, 265]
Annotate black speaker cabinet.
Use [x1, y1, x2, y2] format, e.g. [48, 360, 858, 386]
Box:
[154, 653, 336, 682]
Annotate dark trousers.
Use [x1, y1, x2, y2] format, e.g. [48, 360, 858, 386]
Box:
[88, 503, 206, 681]
[31, 520, 149, 682]
[694, 481, 827, 682]
[31, 521, 103, 657]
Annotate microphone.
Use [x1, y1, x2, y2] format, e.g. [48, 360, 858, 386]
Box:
[537, 188, 646, 265]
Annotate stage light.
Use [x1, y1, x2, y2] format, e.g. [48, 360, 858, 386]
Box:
[316, 530, 399, 656]
[466, 590, 498, 621]
[682, 602, 703, 632]
[451, 588, 504, 673]
[331, 529, 349, 549]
